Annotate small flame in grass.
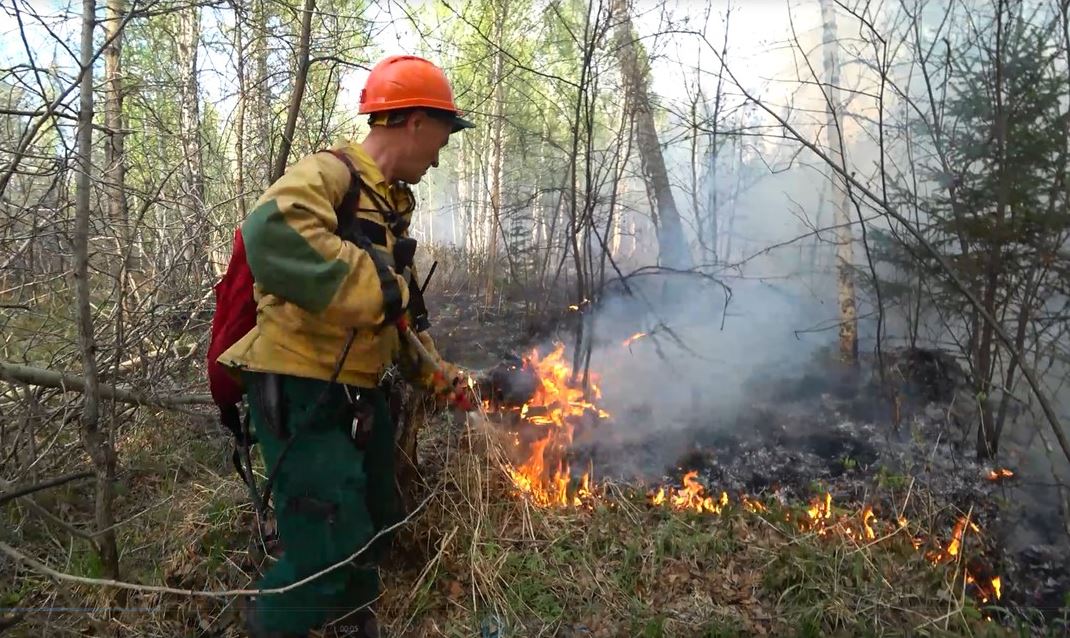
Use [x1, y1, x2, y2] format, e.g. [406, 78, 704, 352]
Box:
[986, 468, 1014, 481]
[742, 495, 768, 513]
[622, 331, 648, 347]
[673, 471, 729, 514]
[862, 506, 876, 540]
[566, 298, 590, 312]
[651, 471, 728, 514]
[652, 483, 1005, 607]
[965, 571, 1003, 603]
[807, 492, 833, 521]
[946, 515, 981, 558]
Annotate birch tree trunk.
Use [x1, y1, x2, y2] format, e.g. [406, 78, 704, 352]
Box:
[476, 133, 490, 263]
[821, 0, 858, 364]
[610, 174, 624, 258]
[233, 0, 247, 220]
[76, 0, 120, 579]
[458, 140, 471, 251]
[532, 119, 546, 273]
[178, 5, 205, 285]
[103, 0, 127, 228]
[251, 0, 272, 190]
[611, 0, 690, 270]
[483, 7, 506, 306]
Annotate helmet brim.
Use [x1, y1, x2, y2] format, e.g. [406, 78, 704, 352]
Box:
[446, 114, 476, 133]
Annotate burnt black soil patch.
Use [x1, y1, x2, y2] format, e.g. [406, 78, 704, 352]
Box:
[588, 346, 1070, 627]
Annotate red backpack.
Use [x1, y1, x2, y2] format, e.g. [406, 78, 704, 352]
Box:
[207, 226, 257, 415]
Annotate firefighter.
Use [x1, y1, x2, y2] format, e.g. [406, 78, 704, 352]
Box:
[217, 55, 475, 638]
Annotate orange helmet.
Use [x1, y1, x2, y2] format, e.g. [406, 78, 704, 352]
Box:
[359, 55, 474, 132]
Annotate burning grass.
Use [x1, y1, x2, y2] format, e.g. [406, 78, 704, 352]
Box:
[379, 414, 1024, 637]
[378, 340, 1047, 636]
[0, 337, 1055, 637]
[0, 400, 1054, 637]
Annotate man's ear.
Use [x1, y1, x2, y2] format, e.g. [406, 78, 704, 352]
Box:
[407, 110, 426, 134]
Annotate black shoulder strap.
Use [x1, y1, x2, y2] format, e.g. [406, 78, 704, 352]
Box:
[323, 149, 364, 241]
[321, 149, 404, 324]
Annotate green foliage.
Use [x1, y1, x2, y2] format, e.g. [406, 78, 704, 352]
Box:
[71, 540, 105, 579]
[876, 5, 1070, 433]
[876, 467, 908, 490]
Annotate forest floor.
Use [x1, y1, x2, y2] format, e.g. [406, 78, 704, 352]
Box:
[1, 289, 1065, 637]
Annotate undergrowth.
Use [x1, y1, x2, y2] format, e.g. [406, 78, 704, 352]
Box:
[0, 409, 1058, 637]
[377, 414, 1021, 638]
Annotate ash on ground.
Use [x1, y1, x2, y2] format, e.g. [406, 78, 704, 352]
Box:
[591, 346, 1070, 622]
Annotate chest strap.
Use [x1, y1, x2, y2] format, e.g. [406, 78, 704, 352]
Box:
[321, 149, 405, 326]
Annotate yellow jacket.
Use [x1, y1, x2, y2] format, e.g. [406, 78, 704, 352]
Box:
[218, 141, 447, 388]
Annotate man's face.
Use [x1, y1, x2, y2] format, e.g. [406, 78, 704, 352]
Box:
[399, 111, 452, 184]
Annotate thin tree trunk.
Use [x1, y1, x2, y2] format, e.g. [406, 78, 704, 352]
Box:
[532, 118, 547, 282]
[723, 136, 742, 263]
[610, 177, 624, 259]
[178, 5, 205, 286]
[0, 361, 214, 408]
[706, 18, 728, 265]
[821, 0, 858, 365]
[75, 0, 119, 579]
[484, 8, 506, 306]
[976, 0, 1010, 460]
[233, 0, 247, 220]
[253, 0, 271, 189]
[272, 0, 315, 182]
[611, 0, 690, 270]
[705, 132, 718, 264]
[458, 140, 471, 253]
[103, 0, 126, 228]
[690, 82, 704, 259]
[103, 0, 132, 469]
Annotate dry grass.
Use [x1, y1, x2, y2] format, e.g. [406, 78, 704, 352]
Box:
[378, 412, 1021, 638]
[0, 407, 1056, 637]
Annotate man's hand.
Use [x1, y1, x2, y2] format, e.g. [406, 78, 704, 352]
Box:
[396, 318, 476, 411]
[431, 364, 476, 412]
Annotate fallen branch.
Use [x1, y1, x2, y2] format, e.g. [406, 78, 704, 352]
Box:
[0, 471, 93, 506]
[0, 489, 434, 598]
[0, 361, 213, 409]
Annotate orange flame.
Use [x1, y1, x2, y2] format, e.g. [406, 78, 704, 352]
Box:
[502, 343, 609, 507]
[648, 472, 727, 513]
[487, 346, 1006, 607]
[807, 492, 833, 521]
[986, 468, 1014, 481]
[622, 332, 648, 347]
[742, 495, 768, 513]
[862, 506, 876, 540]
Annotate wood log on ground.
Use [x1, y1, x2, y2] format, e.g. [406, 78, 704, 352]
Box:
[0, 361, 213, 409]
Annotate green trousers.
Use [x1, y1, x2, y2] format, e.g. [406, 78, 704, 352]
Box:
[243, 371, 399, 635]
